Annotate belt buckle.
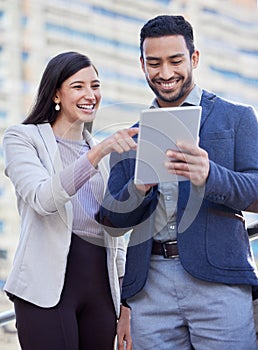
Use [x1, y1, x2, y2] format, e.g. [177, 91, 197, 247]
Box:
[162, 241, 178, 259]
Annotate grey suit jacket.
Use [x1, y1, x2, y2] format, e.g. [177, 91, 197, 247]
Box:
[3, 123, 126, 316]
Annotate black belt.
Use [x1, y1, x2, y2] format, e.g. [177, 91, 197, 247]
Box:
[152, 240, 179, 259]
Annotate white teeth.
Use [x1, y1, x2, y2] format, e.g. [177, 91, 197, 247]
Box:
[78, 104, 94, 110]
[161, 81, 177, 88]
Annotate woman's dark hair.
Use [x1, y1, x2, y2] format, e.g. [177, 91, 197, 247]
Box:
[23, 51, 97, 126]
[140, 15, 195, 58]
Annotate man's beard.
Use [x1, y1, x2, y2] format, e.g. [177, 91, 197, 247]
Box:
[147, 73, 193, 104]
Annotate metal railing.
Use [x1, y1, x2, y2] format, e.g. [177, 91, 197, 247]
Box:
[0, 220, 257, 329]
[248, 220, 258, 239]
[0, 309, 15, 327]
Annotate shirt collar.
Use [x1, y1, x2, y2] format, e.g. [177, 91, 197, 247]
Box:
[151, 85, 202, 108]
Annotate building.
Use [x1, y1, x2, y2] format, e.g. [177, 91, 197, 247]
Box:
[0, 0, 258, 285]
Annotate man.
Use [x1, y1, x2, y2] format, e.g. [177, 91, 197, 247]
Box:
[97, 15, 258, 349]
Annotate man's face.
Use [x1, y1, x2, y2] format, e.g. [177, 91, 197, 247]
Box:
[140, 35, 199, 107]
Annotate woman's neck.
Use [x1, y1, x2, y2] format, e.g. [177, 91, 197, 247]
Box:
[52, 119, 84, 141]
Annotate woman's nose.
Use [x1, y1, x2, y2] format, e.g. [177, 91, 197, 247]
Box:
[83, 88, 95, 100]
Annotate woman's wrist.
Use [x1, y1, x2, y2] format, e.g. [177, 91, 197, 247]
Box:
[87, 144, 104, 168]
[121, 299, 131, 309]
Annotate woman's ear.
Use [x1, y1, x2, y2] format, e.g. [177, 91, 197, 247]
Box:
[53, 91, 60, 104]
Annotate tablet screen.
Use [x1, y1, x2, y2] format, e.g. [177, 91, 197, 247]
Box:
[134, 106, 202, 184]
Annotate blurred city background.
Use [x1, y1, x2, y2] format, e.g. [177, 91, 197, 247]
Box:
[0, 0, 258, 348]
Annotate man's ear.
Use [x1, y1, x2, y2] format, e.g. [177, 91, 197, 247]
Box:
[140, 56, 145, 73]
[192, 50, 199, 69]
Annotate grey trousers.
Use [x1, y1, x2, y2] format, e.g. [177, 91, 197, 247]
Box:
[127, 255, 257, 350]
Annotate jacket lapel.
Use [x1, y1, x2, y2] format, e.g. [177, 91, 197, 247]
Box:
[37, 123, 74, 228]
[37, 123, 64, 174]
[177, 90, 216, 233]
[200, 90, 216, 128]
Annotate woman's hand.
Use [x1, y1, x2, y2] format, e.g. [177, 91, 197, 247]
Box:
[135, 183, 156, 195]
[117, 305, 132, 350]
[87, 128, 138, 168]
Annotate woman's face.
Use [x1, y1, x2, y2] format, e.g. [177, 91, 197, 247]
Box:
[54, 66, 101, 124]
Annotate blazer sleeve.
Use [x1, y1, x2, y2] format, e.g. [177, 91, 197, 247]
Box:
[204, 105, 258, 211]
[98, 149, 158, 236]
[3, 125, 71, 216]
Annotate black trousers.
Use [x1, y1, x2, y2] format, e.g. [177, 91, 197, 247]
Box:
[13, 234, 117, 350]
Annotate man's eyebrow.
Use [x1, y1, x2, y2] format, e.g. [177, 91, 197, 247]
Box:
[145, 56, 161, 61]
[146, 53, 185, 60]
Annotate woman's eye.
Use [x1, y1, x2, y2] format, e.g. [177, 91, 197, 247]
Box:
[92, 84, 100, 89]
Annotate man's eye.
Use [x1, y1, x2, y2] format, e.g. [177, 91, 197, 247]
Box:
[172, 60, 182, 65]
[149, 63, 159, 67]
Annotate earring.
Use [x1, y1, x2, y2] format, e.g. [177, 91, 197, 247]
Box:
[55, 103, 60, 111]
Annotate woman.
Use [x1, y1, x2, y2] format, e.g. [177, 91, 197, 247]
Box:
[3, 51, 137, 349]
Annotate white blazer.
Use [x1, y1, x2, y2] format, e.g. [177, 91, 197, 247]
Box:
[3, 123, 126, 317]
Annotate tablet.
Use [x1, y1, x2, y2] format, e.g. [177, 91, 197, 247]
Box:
[134, 106, 202, 184]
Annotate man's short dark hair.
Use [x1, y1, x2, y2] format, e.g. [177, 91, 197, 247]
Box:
[140, 15, 195, 57]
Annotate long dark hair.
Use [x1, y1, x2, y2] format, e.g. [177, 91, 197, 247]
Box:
[23, 51, 97, 129]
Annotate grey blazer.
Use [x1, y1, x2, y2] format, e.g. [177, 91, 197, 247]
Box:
[3, 123, 126, 316]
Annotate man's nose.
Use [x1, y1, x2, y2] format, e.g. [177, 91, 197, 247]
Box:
[159, 64, 173, 80]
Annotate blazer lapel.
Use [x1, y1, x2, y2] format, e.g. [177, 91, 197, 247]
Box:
[37, 123, 73, 229]
[37, 123, 64, 174]
[200, 90, 216, 128]
[177, 90, 216, 233]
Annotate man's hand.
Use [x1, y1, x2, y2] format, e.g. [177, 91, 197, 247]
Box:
[117, 305, 132, 350]
[165, 141, 210, 186]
